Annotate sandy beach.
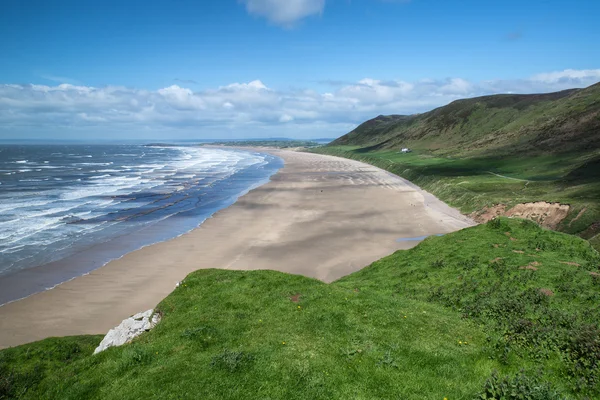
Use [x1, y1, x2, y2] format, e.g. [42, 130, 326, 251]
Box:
[0, 150, 474, 349]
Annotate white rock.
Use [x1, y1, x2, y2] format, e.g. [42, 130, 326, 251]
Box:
[93, 309, 161, 354]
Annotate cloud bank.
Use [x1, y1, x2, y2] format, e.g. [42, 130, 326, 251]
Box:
[0, 69, 599, 140]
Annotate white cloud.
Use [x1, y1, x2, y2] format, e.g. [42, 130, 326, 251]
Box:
[158, 85, 205, 111]
[279, 114, 294, 122]
[0, 69, 598, 140]
[531, 69, 600, 84]
[241, 0, 325, 25]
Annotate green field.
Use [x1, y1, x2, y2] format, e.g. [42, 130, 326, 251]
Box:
[310, 145, 600, 251]
[2, 219, 599, 399]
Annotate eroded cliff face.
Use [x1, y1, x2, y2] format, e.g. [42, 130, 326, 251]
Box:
[470, 202, 570, 230]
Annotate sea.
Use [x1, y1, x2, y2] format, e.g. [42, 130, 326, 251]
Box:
[0, 144, 282, 305]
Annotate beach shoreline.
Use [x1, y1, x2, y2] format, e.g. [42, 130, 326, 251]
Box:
[0, 148, 282, 307]
[0, 149, 474, 349]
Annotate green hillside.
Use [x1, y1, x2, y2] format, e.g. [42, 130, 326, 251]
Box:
[332, 83, 600, 157]
[317, 84, 600, 250]
[2, 219, 599, 399]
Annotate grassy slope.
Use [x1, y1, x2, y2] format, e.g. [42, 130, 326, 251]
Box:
[332, 83, 600, 157]
[314, 84, 600, 250]
[2, 219, 599, 399]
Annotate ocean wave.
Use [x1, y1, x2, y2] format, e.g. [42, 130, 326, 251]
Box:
[89, 174, 112, 180]
[74, 162, 113, 166]
[0, 145, 278, 285]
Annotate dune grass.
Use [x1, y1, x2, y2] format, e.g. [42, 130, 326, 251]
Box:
[1, 218, 599, 399]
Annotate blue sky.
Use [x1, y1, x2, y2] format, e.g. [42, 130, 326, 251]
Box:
[1, 0, 599, 140]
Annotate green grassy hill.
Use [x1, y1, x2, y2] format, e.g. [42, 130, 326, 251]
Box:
[332, 83, 600, 157]
[316, 83, 600, 250]
[2, 219, 599, 399]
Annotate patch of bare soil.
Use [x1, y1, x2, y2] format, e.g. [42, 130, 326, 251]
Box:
[513, 250, 525, 254]
[520, 261, 541, 271]
[539, 288, 554, 297]
[290, 294, 302, 303]
[506, 202, 570, 230]
[471, 202, 570, 230]
[560, 261, 581, 267]
[469, 204, 507, 223]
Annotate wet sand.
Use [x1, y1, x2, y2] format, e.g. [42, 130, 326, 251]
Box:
[0, 150, 474, 348]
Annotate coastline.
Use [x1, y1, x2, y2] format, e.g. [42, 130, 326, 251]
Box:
[0, 147, 282, 306]
[0, 149, 474, 349]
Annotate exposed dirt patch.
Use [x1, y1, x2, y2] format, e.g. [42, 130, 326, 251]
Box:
[506, 202, 570, 230]
[470, 202, 570, 230]
[513, 250, 524, 254]
[520, 261, 541, 271]
[560, 261, 581, 267]
[491, 257, 504, 263]
[539, 288, 554, 297]
[590, 272, 600, 278]
[469, 204, 507, 223]
[520, 265, 538, 271]
[289, 293, 302, 303]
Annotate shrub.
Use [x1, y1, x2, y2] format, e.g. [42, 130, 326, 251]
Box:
[562, 324, 600, 394]
[476, 370, 566, 400]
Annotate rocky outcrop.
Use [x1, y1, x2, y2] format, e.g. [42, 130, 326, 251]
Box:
[94, 309, 160, 354]
[470, 202, 570, 230]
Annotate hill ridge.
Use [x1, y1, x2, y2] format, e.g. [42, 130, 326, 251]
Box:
[332, 83, 600, 156]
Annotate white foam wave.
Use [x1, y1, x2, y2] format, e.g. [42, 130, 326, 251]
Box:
[74, 162, 113, 166]
[0, 146, 273, 277]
